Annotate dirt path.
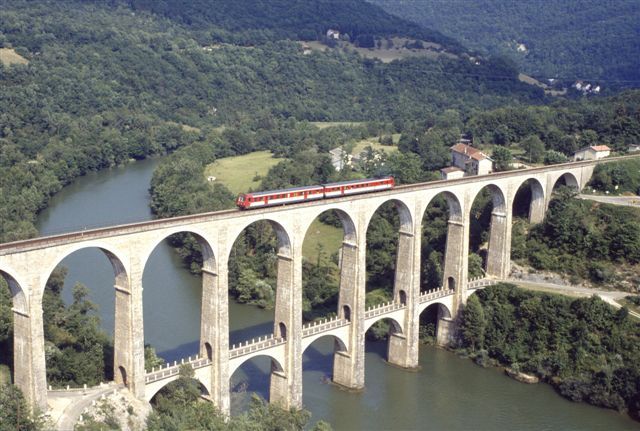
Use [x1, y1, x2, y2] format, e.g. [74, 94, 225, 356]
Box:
[578, 194, 640, 207]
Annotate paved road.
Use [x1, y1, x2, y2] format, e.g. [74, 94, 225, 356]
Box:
[48, 383, 122, 430]
[578, 194, 640, 207]
[506, 278, 640, 319]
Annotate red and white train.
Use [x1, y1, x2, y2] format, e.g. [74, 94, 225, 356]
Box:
[236, 177, 395, 210]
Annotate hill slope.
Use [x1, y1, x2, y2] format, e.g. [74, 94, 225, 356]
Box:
[370, 0, 640, 88]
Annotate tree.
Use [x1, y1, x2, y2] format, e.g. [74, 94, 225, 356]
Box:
[0, 384, 43, 431]
[460, 294, 486, 350]
[521, 135, 545, 163]
[543, 150, 569, 165]
[492, 146, 512, 171]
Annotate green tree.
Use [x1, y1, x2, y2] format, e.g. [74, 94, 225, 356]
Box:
[460, 294, 486, 350]
[521, 135, 545, 163]
[492, 146, 512, 171]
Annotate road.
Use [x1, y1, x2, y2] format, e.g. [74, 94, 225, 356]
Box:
[506, 278, 640, 319]
[48, 383, 122, 431]
[578, 194, 640, 207]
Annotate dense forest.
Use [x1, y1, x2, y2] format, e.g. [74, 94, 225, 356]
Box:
[0, 0, 543, 244]
[459, 284, 640, 419]
[372, 0, 640, 88]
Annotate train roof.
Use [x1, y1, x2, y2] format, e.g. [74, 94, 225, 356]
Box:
[322, 177, 393, 187]
[241, 184, 324, 197]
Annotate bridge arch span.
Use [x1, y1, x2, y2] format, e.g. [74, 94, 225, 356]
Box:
[512, 177, 546, 224]
[0, 267, 29, 314]
[550, 171, 580, 191]
[301, 207, 357, 246]
[228, 353, 285, 380]
[302, 333, 348, 355]
[40, 242, 129, 297]
[139, 226, 216, 271]
[423, 190, 463, 222]
[146, 374, 212, 403]
[226, 218, 292, 261]
[365, 198, 413, 234]
[469, 183, 507, 214]
[417, 300, 452, 318]
[364, 315, 403, 333]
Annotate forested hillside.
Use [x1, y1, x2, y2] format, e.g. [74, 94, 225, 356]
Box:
[0, 0, 543, 243]
[110, 0, 463, 50]
[371, 0, 640, 88]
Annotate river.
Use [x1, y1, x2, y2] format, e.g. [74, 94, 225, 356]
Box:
[35, 158, 638, 430]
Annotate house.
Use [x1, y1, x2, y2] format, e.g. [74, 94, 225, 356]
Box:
[573, 145, 611, 161]
[629, 144, 640, 153]
[440, 166, 465, 180]
[326, 29, 340, 40]
[450, 143, 493, 176]
[329, 147, 351, 171]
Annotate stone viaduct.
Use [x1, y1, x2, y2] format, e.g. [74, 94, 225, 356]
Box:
[0, 156, 633, 415]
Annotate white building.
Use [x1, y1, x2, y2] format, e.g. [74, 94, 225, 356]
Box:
[573, 145, 611, 161]
[440, 166, 465, 180]
[450, 143, 493, 176]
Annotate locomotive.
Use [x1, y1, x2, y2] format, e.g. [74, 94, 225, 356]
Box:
[236, 176, 395, 209]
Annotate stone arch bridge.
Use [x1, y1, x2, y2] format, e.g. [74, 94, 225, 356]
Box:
[0, 156, 634, 414]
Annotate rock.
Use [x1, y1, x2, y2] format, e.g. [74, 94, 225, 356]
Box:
[505, 368, 539, 384]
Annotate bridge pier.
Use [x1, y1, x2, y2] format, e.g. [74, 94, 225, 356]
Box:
[14, 292, 48, 412]
[128, 258, 147, 400]
[201, 256, 230, 414]
[270, 243, 303, 409]
[486, 210, 512, 279]
[332, 222, 366, 390]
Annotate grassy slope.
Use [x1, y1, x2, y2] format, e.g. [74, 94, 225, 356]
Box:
[203, 151, 284, 194]
[0, 48, 28, 66]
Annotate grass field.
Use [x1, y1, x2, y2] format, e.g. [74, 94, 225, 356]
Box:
[302, 219, 344, 265]
[0, 48, 28, 66]
[310, 121, 364, 129]
[204, 150, 284, 194]
[351, 138, 399, 156]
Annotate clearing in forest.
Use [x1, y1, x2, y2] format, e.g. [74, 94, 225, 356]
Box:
[0, 48, 28, 66]
[204, 150, 284, 194]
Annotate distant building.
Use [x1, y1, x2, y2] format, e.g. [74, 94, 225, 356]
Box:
[440, 166, 465, 180]
[329, 147, 351, 171]
[450, 143, 493, 176]
[629, 144, 640, 153]
[326, 29, 340, 40]
[574, 145, 611, 161]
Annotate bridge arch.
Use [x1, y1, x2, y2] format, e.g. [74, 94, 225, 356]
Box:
[364, 316, 403, 334]
[301, 207, 358, 323]
[40, 242, 129, 298]
[468, 184, 509, 278]
[139, 226, 216, 271]
[0, 267, 29, 315]
[142, 229, 217, 363]
[421, 191, 464, 292]
[365, 198, 414, 305]
[512, 177, 546, 224]
[551, 172, 580, 191]
[39, 243, 132, 387]
[418, 302, 452, 346]
[302, 333, 348, 356]
[147, 375, 212, 404]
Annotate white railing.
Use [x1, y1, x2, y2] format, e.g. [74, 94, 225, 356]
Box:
[302, 315, 349, 337]
[229, 334, 286, 359]
[48, 381, 114, 392]
[418, 287, 455, 303]
[145, 354, 211, 384]
[364, 300, 405, 319]
[468, 278, 496, 289]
